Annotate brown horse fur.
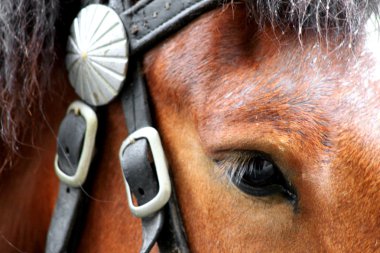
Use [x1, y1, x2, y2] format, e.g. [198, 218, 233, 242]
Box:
[0, 0, 380, 252]
[143, 5, 380, 251]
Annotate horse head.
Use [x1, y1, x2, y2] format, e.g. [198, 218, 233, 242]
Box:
[0, 0, 379, 252]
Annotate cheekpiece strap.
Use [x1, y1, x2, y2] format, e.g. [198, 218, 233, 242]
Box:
[119, 0, 222, 252]
[46, 101, 98, 253]
[119, 63, 173, 253]
[120, 61, 190, 253]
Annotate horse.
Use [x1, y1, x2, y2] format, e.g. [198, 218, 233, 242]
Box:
[0, 0, 379, 252]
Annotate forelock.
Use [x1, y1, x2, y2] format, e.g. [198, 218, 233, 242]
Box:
[242, 0, 380, 42]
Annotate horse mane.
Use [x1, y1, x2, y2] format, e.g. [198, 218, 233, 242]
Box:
[0, 0, 378, 171]
[244, 0, 380, 41]
[0, 0, 80, 171]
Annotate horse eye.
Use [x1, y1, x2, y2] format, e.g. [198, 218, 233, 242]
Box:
[227, 155, 297, 204]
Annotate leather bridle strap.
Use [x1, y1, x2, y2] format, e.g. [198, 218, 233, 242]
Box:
[46, 0, 220, 252]
[120, 62, 165, 252]
[46, 105, 99, 253]
[120, 62, 190, 253]
[119, 1, 220, 252]
[118, 1, 222, 252]
[121, 0, 219, 55]
[46, 114, 86, 253]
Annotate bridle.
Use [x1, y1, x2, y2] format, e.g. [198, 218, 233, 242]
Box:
[45, 0, 221, 252]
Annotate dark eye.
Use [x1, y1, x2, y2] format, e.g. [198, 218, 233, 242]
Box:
[219, 153, 297, 204]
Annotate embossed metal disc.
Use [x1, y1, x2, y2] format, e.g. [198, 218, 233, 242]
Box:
[66, 4, 128, 106]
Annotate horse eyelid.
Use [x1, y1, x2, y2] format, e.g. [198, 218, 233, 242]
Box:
[212, 151, 271, 184]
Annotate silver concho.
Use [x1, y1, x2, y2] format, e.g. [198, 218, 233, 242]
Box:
[66, 4, 128, 106]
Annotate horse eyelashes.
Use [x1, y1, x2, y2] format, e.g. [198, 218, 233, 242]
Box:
[214, 151, 297, 204]
[214, 151, 274, 184]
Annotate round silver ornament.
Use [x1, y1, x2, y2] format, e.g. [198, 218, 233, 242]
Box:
[66, 4, 128, 106]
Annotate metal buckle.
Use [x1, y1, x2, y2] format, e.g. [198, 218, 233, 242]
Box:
[54, 100, 98, 187]
[119, 127, 172, 218]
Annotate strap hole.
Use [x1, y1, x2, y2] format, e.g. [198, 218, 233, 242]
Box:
[66, 187, 70, 193]
[65, 147, 70, 154]
[138, 188, 145, 196]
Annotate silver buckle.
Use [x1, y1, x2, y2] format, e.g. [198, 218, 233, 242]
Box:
[119, 127, 172, 218]
[54, 100, 98, 187]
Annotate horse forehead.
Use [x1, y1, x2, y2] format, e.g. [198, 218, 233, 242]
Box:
[145, 6, 380, 164]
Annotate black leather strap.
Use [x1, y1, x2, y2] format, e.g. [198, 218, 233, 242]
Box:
[118, 0, 225, 250]
[120, 136, 165, 253]
[121, 0, 219, 55]
[121, 63, 152, 133]
[46, 112, 89, 253]
[46, 184, 85, 253]
[121, 63, 165, 253]
[120, 62, 190, 253]
[56, 114, 86, 176]
[157, 191, 190, 253]
[108, 0, 125, 13]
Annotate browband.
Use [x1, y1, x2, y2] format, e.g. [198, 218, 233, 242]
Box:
[121, 0, 219, 55]
[47, 0, 220, 252]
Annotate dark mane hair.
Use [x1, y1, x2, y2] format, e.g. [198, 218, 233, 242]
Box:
[244, 0, 379, 41]
[0, 0, 81, 170]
